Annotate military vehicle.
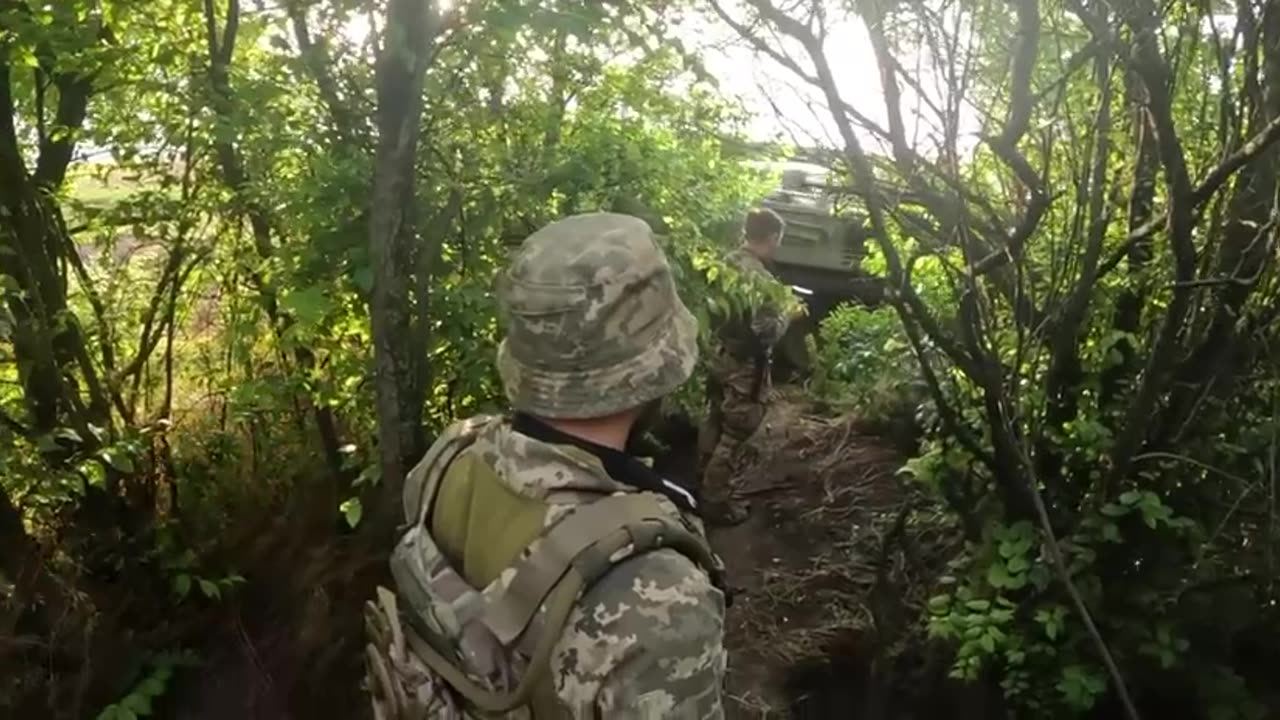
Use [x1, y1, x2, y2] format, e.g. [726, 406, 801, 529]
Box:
[733, 160, 883, 377]
[502, 159, 881, 377]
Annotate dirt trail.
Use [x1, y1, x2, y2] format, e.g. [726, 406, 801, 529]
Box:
[709, 396, 967, 719]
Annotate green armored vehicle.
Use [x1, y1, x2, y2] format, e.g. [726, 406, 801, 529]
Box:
[732, 160, 883, 377]
[503, 160, 880, 376]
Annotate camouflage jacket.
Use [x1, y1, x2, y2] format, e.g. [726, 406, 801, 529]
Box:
[714, 247, 791, 369]
[404, 415, 727, 719]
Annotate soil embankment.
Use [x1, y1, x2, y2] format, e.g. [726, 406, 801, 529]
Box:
[710, 396, 971, 719]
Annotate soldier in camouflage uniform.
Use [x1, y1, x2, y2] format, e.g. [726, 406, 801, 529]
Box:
[701, 208, 793, 526]
[364, 213, 727, 719]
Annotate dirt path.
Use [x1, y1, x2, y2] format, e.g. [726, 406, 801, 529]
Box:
[709, 398, 964, 719]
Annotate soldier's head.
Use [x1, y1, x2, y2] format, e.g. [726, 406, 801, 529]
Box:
[742, 207, 785, 259]
[496, 212, 698, 448]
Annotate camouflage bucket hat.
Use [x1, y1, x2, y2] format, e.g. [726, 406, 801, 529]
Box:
[497, 212, 698, 419]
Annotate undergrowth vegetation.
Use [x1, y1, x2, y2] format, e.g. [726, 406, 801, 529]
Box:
[3, 0, 1280, 718]
[715, 0, 1280, 716]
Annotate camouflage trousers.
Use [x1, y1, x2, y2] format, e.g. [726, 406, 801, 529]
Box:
[699, 363, 767, 526]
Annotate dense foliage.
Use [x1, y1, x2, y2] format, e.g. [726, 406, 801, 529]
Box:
[0, 2, 765, 716]
[4, 0, 1280, 718]
[715, 0, 1280, 717]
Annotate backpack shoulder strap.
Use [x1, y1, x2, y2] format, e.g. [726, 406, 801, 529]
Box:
[387, 428, 722, 717]
[482, 492, 721, 650]
[389, 492, 720, 715]
[402, 415, 497, 529]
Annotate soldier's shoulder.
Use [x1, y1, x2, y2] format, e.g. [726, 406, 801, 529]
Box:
[725, 247, 770, 276]
[424, 415, 505, 468]
[581, 546, 722, 619]
[447, 413, 503, 439]
[404, 415, 505, 519]
[723, 246, 752, 266]
[552, 547, 725, 713]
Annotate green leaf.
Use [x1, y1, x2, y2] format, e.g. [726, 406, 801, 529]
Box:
[340, 497, 363, 528]
[1006, 554, 1030, 574]
[1119, 490, 1142, 506]
[281, 286, 333, 327]
[138, 676, 166, 697]
[1100, 503, 1128, 517]
[979, 632, 996, 653]
[987, 561, 1012, 589]
[16, 45, 39, 69]
[52, 427, 83, 443]
[965, 599, 991, 612]
[198, 579, 221, 600]
[1028, 565, 1052, 590]
[101, 449, 135, 473]
[1001, 536, 1034, 559]
[352, 267, 374, 292]
[174, 574, 191, 599]
[121, 692, 153, 716]
[354, 464, 382, 488]
[1102, 522, 1122, 543]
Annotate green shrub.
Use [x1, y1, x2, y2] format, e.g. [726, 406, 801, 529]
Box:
[811, 303, 924, 422]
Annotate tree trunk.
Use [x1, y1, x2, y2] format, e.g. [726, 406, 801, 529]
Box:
[0, 484, 69, 636]
[369, 0, 439, 530]
[0, 39, 107, 442]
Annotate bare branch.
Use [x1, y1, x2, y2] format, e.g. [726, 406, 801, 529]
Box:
[862, 0, 912, 170]
[1105, 0, 1198, 510]
[1192, 112, 1280, 206]
[970, 0, 1051, 274]
[744, 0, 981, 375]
[286, 0, 365, 141]
[1000, 0, 1040, 149]
[1096, 108, 1280, 280]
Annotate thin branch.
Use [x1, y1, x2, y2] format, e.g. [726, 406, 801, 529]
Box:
[1091, 110, 1280, 281]
[286, 0, 364, 142]
[999, 0, 1041, 149]
[1192, 112, 1280, 206]
[1012, 441, 1142, 720]
[971, 0, 1051, 274]
[1105, 0, 1198, 505]
[862, 0, 912, 170]
[33, 66, 96, 189]
[1031, 40, 1099, 106]
[119, 248, 184, 384]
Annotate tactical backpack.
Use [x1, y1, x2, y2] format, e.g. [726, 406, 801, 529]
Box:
[363, 418, 722, 719]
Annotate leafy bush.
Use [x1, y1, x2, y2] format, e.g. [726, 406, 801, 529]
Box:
[811, 303, 923, 421]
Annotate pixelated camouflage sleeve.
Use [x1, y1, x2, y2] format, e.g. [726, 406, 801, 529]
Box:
[550, 548, 727, 719]
[751, 298, 790, 349]
[727, 249, 791, 350]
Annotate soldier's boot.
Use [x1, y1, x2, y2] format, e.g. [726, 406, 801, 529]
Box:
[701, 444, 749, 527]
